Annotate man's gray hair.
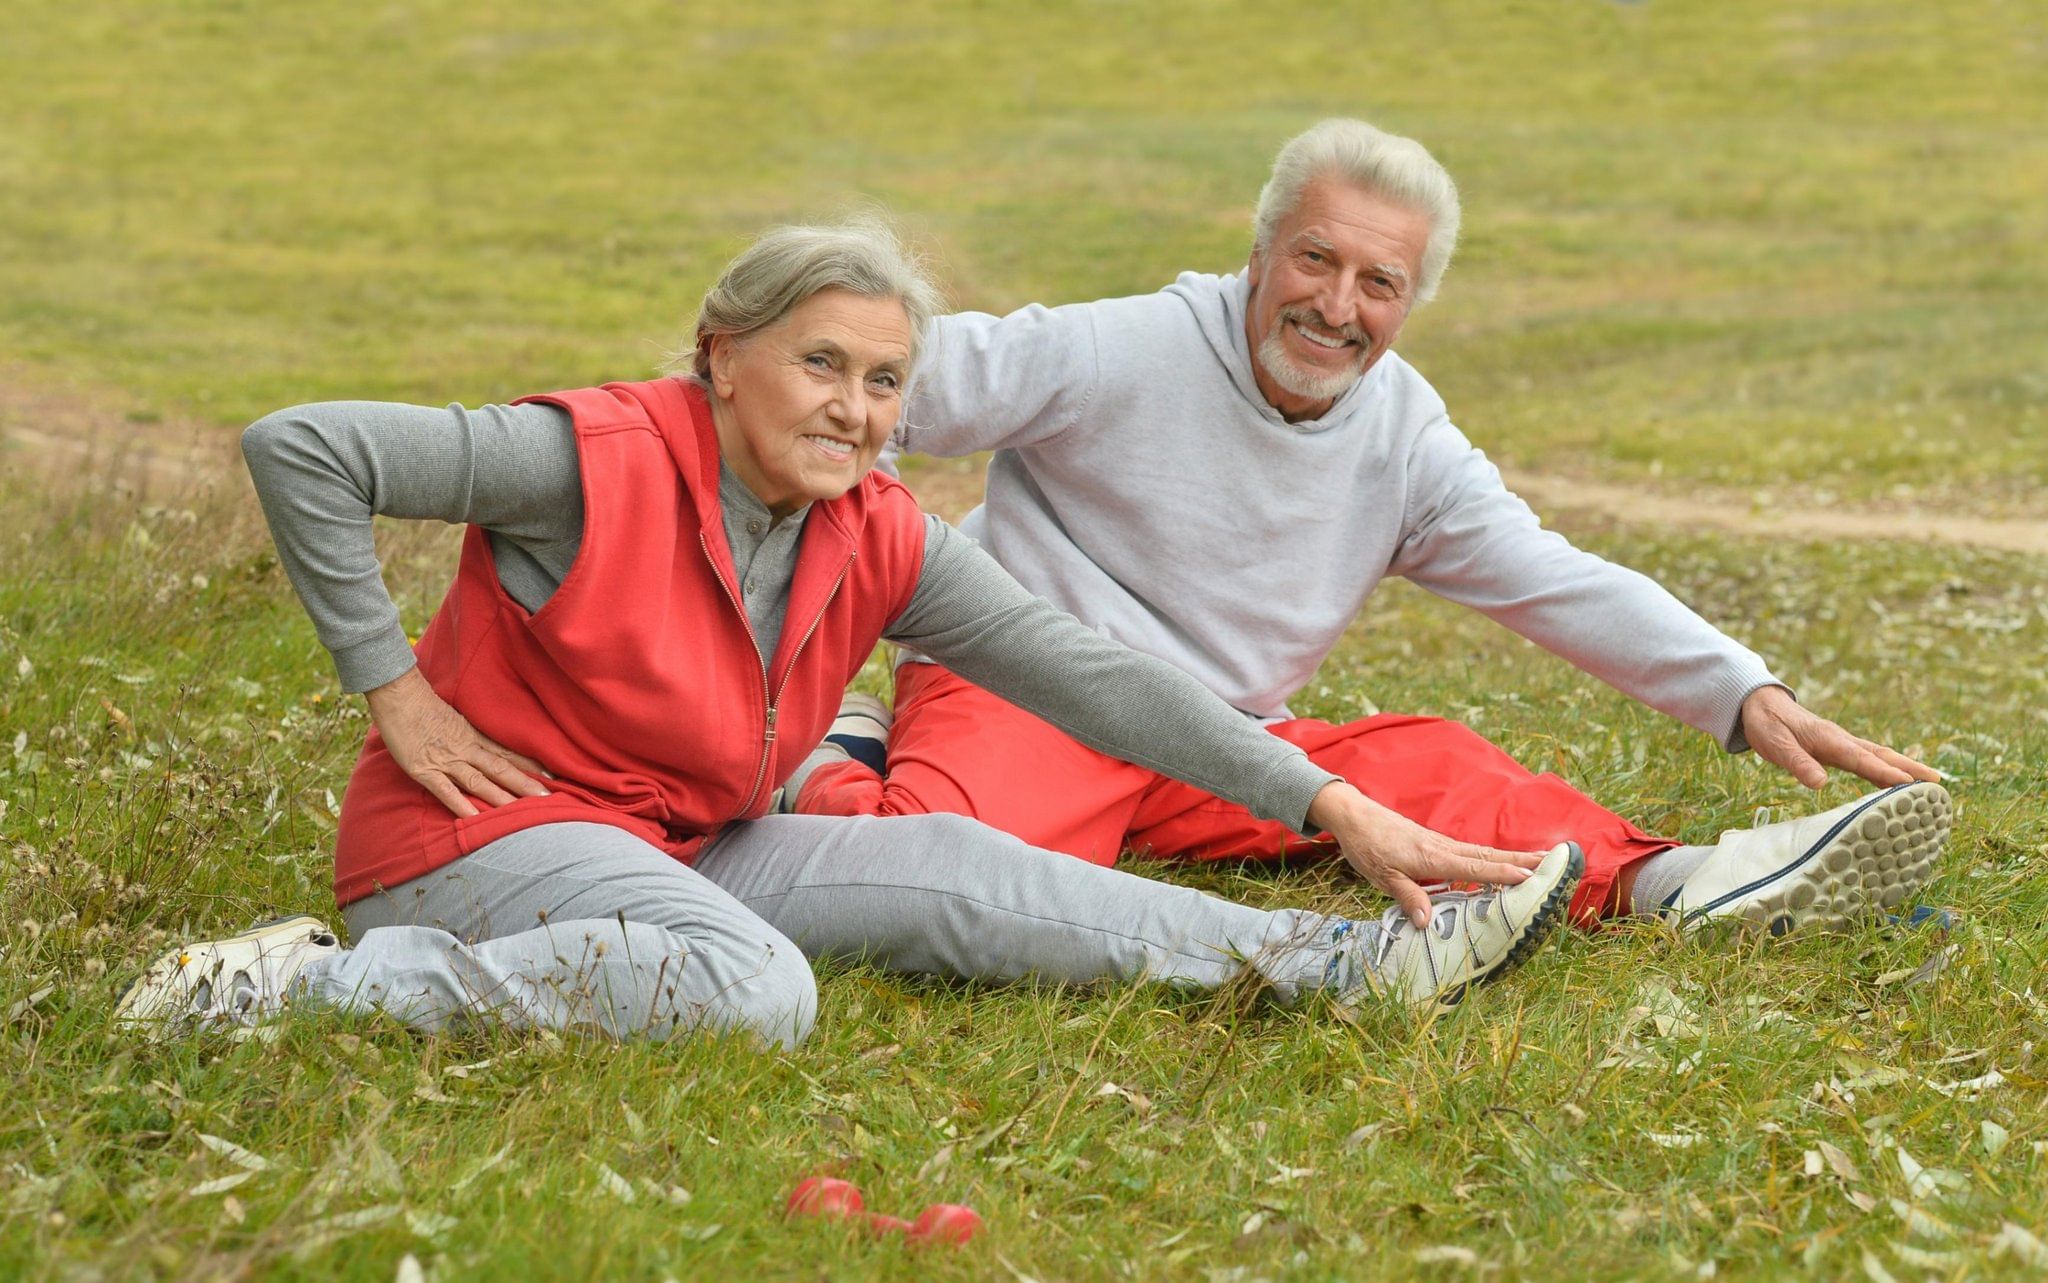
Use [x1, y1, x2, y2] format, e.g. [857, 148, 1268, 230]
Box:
[672, 216, 943, 379]
[1252, 119, 1461, 304]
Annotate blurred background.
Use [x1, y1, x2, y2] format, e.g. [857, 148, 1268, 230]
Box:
[3, 0, 2043, 511]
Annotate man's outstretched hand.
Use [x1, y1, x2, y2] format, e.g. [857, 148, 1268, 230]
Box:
[1739, 684, 1941, 791]
[1306, 782, 1547, 929]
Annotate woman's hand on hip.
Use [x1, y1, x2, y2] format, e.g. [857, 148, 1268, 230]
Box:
[363, 668, 551, 818]
[1305, 782, 1546, 928]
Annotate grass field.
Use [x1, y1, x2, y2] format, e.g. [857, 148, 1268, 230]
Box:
[3, 1, 2046, 1278]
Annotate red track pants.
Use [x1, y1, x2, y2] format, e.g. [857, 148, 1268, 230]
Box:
[795, 663, 1676, 925]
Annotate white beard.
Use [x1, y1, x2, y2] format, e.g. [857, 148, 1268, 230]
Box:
[1255, 320, 1369, 404]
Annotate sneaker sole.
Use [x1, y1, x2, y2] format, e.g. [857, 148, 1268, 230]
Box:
[1435, 842, 1585, 1011]
[1688, 782, 1951, 936]
[115, 914, 330, 1031]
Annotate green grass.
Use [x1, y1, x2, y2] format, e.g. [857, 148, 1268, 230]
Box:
[5, 471, 2046, 1280]
[4, 1, 2047, 1277]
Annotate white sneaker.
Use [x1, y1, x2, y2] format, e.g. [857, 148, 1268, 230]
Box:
[1660, 781, 1951, 935]
[116, 915, 340, 1039]
[823, 691, 892, 774]
[1335, 842, 1584, 1011]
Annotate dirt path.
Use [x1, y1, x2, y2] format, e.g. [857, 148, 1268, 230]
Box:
[6, 371, 2044, 555]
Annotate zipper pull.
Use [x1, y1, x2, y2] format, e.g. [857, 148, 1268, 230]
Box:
[764, 705, 778, 743]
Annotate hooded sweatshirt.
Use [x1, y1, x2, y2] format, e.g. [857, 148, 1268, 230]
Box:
[892, 271, 1780, 748]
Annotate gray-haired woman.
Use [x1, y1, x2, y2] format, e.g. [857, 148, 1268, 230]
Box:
[119, 219, 1580, 1046]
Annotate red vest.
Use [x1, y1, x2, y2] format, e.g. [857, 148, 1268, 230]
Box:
[331, 377, 927, 905]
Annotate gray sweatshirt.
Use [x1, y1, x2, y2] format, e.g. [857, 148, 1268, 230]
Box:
[892, 272, 1782, 748]
[240, 398, 1339, 831]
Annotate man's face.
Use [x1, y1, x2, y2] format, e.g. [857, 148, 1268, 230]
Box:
[1244, 176, 1432, 420]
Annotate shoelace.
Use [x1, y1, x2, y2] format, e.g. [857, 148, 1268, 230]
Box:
[1370, 889, 1497, 970]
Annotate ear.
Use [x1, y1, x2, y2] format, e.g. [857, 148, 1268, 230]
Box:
[705, 332, 739, 400]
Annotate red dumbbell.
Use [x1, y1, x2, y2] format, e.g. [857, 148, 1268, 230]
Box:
[907, 1203, 984, 1245]
[787, 1176, 866, 1219]
[786, 1178, 983, 1246]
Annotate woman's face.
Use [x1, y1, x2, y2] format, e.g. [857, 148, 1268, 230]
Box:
[706, 289, 914, 518]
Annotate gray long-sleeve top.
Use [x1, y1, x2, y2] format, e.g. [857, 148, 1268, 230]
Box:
[241, 398, 1341, 833]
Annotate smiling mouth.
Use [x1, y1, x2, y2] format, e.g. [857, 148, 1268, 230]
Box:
[1289, 319, 1357, 352]
[804, 434, 857, 461]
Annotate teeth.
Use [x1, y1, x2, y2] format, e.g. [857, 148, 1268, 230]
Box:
[805, 435, 853, 455]
[1292, 321, 1349, 349]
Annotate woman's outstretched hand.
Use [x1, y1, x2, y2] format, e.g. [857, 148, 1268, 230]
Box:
[363, 668, 551, 817]
[1305, 782, 1547, 929]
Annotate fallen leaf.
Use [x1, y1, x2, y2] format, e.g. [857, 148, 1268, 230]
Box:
[196, 1135, 273, 1172]
[595, 1162, 635, 1203]
[1412, 1245, 1479, 1266]
[675, 1223, 722, 1242]
[1890, 1243, 1961, 1270]
[1980, 1121, 2010, 1157]
[188, 1171, 255, 1197]
[1928, 1070, 2006, 1098]
[1628, 981, 1703, 1040]
[1646, 1130, 1702, 1149]
[1888, 1198, 1954, 1240]
[360, 1137, 404, 1194]
[1344, 1123, 1385, 1149]
[1264, 1162, 1317, 1186]
[1859, 1249, 1898, 1283]
[1989, 1221, 2048, 1266]
[916, 1143, 955, 1181]
[450, 1143, 513, 1193]
[1803, 1150, 1823, 1177]
[1818, 1141, 1862, 1183]
[406, 1209, 457, 1238]
[5, 985, 55, 1023]
[395, 1255, 425, 1283]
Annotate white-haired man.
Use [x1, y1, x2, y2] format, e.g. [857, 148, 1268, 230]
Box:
[786, 118, 1950, 933]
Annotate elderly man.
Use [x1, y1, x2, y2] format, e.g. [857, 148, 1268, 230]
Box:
[786, 118, 1950, 934]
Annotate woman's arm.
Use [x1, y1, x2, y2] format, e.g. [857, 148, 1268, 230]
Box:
[242, 399, 583, 814]
[887, 518, 1335, 831]
[887, 518, 1545, 924]
[241, 399, 583, 692]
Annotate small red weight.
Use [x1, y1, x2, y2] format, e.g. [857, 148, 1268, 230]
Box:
[786, 1177, 865, 1219]
[907, 1203, 984, 1245]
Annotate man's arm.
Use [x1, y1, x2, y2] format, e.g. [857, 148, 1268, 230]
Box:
[1388, 416, 1781, 750]
[886, 303, 1103, 466]
[1388, 417, 1936, 788]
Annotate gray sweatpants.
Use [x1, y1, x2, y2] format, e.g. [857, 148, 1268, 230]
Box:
[298, 814, 1342, 1048]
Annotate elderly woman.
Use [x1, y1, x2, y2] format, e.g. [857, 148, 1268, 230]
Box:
[120, 221, 1580, 1047]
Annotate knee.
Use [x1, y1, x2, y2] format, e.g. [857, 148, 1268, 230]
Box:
[729, 941, 818, 1050]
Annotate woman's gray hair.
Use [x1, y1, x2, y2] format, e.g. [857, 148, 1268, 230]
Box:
[671, 217, 943, 380]
[1252, 119, 1461, 304]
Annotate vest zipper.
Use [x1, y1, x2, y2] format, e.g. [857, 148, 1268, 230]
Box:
[701, 533, 857, 821]
[701, 531, 776, 818]
[752, 554, 855, 814]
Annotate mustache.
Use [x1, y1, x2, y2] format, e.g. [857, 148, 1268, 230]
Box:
[1277, 306, 1368, 345]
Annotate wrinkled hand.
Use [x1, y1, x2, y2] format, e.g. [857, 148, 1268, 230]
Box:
[1307, 783, 1547, 928]
[364, 668, 551, 817]
[1739, 684, 1941, 791]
